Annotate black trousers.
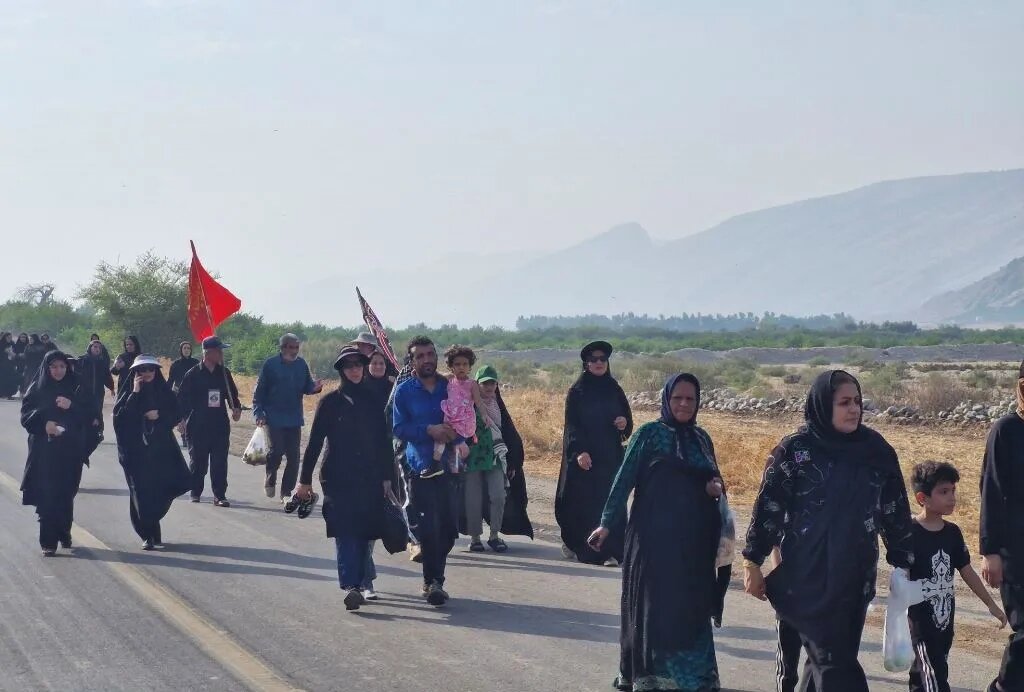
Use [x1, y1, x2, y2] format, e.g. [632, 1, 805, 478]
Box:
[796, 600, 869, 692]
[776, 617, 802, 692]
[909, 627, 951, 692]
[265, 426, 301, 495]
[188, 432, 229, 499]
[408, 474, 457, 586]
[994, 562, 1024, 691]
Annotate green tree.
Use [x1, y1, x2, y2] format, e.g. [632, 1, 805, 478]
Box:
[76, 252, 191, 356]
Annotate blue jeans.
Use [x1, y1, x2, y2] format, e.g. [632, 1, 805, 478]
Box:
[334, 537, 375, 590]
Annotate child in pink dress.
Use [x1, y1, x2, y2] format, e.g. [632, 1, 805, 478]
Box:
[435, 346, 496, 472]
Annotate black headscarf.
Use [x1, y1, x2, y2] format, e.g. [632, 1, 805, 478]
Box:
[83, 339, 111, 366]
[659, 372, 701, 429]
[121, 335, 142, 360]
[801, 369, 892, 470]
[14, 333, 28, 354]
[30, 350, 78, 395]
[114, 360, 169, 411]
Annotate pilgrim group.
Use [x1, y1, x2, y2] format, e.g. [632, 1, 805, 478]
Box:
[3, 327, 1024, 692]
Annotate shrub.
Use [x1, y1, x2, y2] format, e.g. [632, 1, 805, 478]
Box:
[808, 356, 831, 367]
[909, 372, 971, 414]
[760, 365, 788, 378]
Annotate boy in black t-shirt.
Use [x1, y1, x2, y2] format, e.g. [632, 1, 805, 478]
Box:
[908, 461, 1007, 692]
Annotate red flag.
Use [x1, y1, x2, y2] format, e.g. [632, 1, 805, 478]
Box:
[356, 287, 399, 370]
[188, 241, 241, 342]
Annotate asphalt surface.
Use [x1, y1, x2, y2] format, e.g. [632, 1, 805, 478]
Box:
[0, 397, 1000, 691]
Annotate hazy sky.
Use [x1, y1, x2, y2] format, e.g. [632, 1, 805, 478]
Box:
[3, 1, 1023, 324]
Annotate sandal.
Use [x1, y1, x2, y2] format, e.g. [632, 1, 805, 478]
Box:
[487, 537, 508, 553]
[297, 492, 319, 519]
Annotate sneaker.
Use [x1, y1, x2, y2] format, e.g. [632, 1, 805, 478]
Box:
[296, 492, 319, 519]
[408, 543, 423, 563]
[468, 539, 485, 553]
[190, 495, 201, 503]
[419, 462, 444, 479]
[487, 537, 508, 553]
[560, 543, 576, 560]
[603, 557, 619, 567]
[213, 498, 231, 508]
[283, 494, 300, 514]
[142, 539, 155, 551]
[712, 616, 723, 629]
[425, 581, 448, 606]
[264, 485, 275, 498]
[343, 588, 366, 611]
[41, 548, 56, 557]
[362, 589, 379, 601]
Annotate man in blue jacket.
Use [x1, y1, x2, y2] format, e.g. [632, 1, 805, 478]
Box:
[253, 333, 322, 504]
[393, 335, 458, 606]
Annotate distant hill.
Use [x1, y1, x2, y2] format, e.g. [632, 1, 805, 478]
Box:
[921, 255, 1024, 324]
[297, 169, 1024, 327]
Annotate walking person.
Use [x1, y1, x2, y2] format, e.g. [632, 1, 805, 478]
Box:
[0, 332, 18, 398]
[110, 335, 142, 395]
[77, 339, 115, 437]
[168, 341, 199, 448]
[19, 350, 95, 556]
[742, 370, 915, 692]
[21, 334, 48, 393]
[981, 358, 1024, 692]
[112, 355, 192, 550]
[13, 332, 29, 395]
[556, 340, 632, 566]
[460, 365, 520, 552]
[176, 336, 241, 507]
[294, 346, 394, 610]
[252, 333, 322, 505]
[393, 336, 460, 606]
[589, 373, 726, 692]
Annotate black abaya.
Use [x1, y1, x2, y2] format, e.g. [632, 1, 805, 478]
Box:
[112, 372, 191, 542]
[556, 371, 632, 564]
[20, 351, 94, 550]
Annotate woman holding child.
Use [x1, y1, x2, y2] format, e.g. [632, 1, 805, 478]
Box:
[743, 369, 915, 691]
[589, 372, 727, 691]
[556, 340, 633, 566]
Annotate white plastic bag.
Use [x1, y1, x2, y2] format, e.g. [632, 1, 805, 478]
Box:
[242, 427, 269, 466]
[883, 567, 925, 672]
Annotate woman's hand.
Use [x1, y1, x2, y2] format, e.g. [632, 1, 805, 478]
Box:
[613, 416, 628, 431]
[744, 563, 767, 601]
[576, 452, 593, 470]
[55, 396, 72, 410]
[587, 526, 609, 551]
[706, 477, 724, 498]
[45, 421, 60, 436]
[133, 375, 144, 393]
[144, 410, 159, 421]
[983, 554, 1004, 588]
[294, 483, 313, 500]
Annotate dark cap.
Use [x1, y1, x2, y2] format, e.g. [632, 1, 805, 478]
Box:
[202, 336, 230, 350]
[580, 340, 613, 361]
[333, 346, 370, 371]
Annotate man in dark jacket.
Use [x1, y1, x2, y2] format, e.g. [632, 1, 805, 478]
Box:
[252, 333, 322, 504]
[176, 336, 240, 507]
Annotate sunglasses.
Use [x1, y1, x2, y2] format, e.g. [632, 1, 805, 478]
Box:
[136, 366, 157, 373]
[586, 355, 608, 363]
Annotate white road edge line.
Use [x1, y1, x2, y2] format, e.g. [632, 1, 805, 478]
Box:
[0, 469, 304, 692]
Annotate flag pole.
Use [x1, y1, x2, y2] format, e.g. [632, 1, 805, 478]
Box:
[191, 241, 239, 411]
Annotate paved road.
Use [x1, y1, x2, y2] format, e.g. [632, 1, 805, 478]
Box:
[0, 398, 997, 691]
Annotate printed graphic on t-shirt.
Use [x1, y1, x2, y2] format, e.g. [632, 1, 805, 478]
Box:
[921, 549, 955, 630]
[207, 389, 221, 408]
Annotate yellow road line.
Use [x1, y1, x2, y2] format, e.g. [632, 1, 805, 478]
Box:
[0, 469, 304, 692]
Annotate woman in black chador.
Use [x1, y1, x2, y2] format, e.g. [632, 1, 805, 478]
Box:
[77, 339, 115, 435]
[743, 370, 915, 691]
[113, 355, 192, 550]
[556, 340, 633, 566]
[20, 350, 95, 556]
[0, 332, 18, 398]
[21, 334, 48, 393]
[110, 335, 142, 395]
